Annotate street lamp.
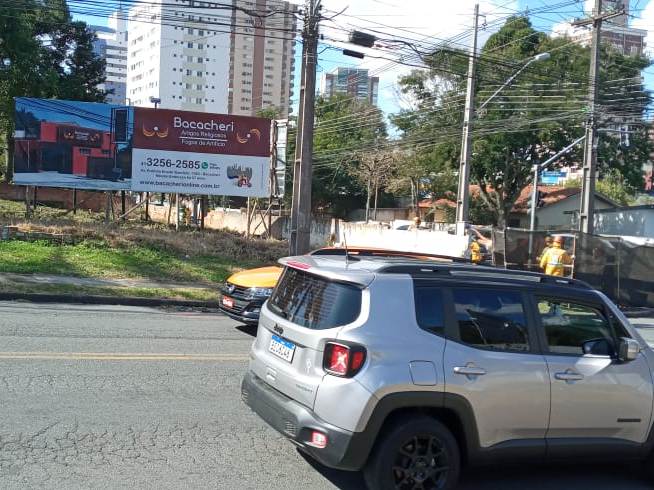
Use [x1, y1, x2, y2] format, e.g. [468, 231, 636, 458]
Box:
[149, 96, 161, 109]
[477, 52, 550, 114]
[455, 52, 551, 236]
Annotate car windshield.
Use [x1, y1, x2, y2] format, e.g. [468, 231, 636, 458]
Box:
[268, 267, 362, 329]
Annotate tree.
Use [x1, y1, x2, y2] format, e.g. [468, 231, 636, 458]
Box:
[565, 169, 636, 206]
[347, 149, 396, 222]
[309, 94, 387, 216]
[0, 0, 106, 180]
[256, 106, 281, 120]
[393, 16, 652, 227]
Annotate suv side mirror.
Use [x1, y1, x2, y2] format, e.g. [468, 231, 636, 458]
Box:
[582, 338, 615, 357]
[618, 338, 640, 363]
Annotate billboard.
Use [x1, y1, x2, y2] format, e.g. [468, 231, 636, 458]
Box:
[13, 98, 272, 197]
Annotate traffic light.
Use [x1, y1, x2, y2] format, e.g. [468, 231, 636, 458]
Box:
[537, 190, 546, 208]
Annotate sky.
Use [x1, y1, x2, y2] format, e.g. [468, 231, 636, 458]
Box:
[315, 0, 654, 115]
[72, 0, 654, 118]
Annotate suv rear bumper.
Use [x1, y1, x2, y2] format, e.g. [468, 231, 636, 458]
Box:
[241, 370, 369, 471]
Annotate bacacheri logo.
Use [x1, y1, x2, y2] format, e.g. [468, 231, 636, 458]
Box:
[133, 107, 270, 157]
[236, 128, 262, 144]
[142, 125, 169, 138]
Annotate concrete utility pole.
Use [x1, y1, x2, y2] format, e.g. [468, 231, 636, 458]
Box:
[289, 0, 321, 255]
[455, 3, 479, 237]
[573, 0, 624, 234]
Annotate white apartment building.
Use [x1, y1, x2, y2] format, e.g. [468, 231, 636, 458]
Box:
[127, 0, 232, 112]
[92, 12, 128, 105]
[127, 0, 297, 116]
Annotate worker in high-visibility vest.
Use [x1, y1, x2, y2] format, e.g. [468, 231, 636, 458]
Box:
[469, 236, 483, 264]
[539, 236, 572, 276]
[538, 236, 553, 263]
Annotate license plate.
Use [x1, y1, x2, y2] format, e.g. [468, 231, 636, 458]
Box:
[222, 296, 234, 308]
[269, 334, 296, 363]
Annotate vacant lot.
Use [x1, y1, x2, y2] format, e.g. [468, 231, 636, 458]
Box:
[0, 199, 287, 287]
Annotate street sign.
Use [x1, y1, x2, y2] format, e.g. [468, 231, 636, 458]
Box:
[542, 171, 567, 178]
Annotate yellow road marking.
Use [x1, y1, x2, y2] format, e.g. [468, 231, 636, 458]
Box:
[0, 352, 249, 361]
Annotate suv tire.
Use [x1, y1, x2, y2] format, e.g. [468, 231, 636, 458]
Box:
[364, 415, 461, 490]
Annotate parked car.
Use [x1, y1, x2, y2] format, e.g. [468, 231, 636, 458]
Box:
[219, 247, 468, 324]
[242, 254, 654, 489]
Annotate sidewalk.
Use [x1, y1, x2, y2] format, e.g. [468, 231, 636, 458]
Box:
[0, 272, 216, 291]
[0, 272, 221, 308]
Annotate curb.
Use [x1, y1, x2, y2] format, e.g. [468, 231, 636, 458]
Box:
[0, 292, 221, 309]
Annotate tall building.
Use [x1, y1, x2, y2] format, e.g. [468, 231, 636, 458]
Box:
[92, 12, 128, 105]
[228, 0, 298, 117]
[320, 67, 379, 106]
[127, 0, 297, 116]
[555, 0, 646, 56]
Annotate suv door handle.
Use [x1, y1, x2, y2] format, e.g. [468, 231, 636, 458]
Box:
[555, 370, 584, 382]
[454, 365, 487, 377]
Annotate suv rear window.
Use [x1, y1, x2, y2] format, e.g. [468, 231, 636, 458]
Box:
[268, 267, 362, 329]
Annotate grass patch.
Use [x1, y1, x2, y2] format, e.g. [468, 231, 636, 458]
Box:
[0, 239, 243, 284]
[0, 281, 219, 302]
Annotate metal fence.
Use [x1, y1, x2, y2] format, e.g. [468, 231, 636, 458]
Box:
[492, 228, 654, 308]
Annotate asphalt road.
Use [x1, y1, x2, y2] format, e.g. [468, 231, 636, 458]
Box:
[0, 301, 653, 489]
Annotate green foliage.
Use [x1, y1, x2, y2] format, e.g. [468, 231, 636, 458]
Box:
[393, 16, 652, 227]
[295, 94, 387, 216]
[256, 106, 281, 120]
[564, 169, 636, 206]
[0, 0, 107, 179]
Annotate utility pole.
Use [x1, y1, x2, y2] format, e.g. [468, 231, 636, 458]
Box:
[573, 0, 624, 235]
[455, 4, 479, 237]
[289, 0, 320, 255]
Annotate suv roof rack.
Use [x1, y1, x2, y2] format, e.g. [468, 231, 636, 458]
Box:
[377, 263, 592, 289]
[311, 248, 471, 263]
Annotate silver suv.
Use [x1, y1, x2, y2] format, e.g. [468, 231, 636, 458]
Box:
[242, 254, 654, 489]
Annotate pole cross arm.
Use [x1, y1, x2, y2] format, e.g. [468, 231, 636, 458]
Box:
[571, 8, 625, 27]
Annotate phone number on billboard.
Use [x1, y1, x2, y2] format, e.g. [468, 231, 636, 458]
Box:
[141, 157, 208, 170]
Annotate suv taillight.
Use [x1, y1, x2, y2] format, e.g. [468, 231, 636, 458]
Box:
[323, 342, 366, 377]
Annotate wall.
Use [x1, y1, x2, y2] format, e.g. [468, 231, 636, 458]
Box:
[339, 222, 470, 257]
[594, 207, 654, 238]
[347, 207, 410, 222]
[0, 183, 125, 213]
[147, 202, 333, 247]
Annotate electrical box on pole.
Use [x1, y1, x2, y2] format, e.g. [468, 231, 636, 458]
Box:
[349, 30, 376, 48]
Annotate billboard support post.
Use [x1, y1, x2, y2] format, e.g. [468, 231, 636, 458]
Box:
[24, 186, 31, 218]
[121, 191, 126, 221]
[144, 192, 149, 222]
[105, 192, 112, 223]
[73, 189, 77, 215]
[175, 194, 180, 231]
[200, 195, 207, 230]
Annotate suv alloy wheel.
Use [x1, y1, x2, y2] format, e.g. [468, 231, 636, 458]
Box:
[364, 416, 461, 490]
